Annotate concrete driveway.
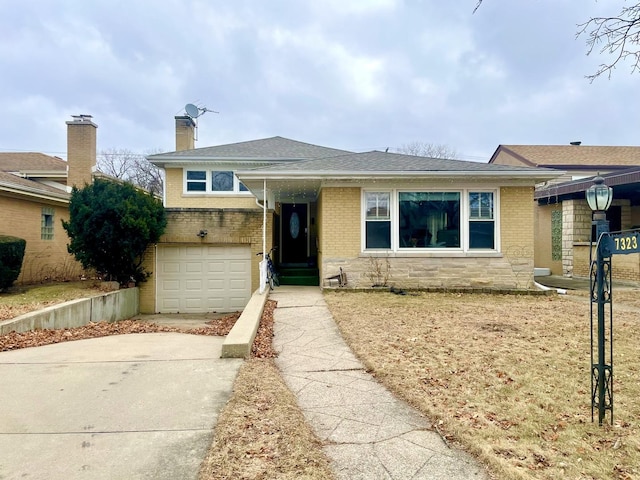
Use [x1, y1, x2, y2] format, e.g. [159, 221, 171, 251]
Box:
[0, 333, 242, 480]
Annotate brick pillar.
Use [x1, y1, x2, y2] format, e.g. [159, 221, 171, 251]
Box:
[562, 199, 592, 277]
[175, 116, 195, 151]
[66, 115, 97, 188]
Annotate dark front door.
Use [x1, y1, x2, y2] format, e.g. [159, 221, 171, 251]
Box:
[281, 203, 308, 264]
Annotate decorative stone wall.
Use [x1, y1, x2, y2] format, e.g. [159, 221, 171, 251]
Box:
[323, 254, 532, 290]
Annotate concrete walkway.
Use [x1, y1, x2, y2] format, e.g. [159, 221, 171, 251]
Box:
[0, 333, 242, 480]
[271, 286, 489, 480]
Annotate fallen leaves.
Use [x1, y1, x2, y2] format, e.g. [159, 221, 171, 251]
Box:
[0, 303, 279, 357]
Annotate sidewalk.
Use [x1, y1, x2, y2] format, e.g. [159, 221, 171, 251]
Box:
[271, 286, 488, 480]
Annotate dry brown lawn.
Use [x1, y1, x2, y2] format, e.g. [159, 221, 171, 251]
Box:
[324, 290, 640, 480]
[0, 281, 105, 321]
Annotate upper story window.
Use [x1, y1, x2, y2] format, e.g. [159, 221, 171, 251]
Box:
[185, 169, 250, 194]
[41, 207, 54, 240]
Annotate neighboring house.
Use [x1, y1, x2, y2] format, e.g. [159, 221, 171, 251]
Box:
[0, 116, 98, 283]
[490, 145, 640, 281]
[141, 117, 560, 314]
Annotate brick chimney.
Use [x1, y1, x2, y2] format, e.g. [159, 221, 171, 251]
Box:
[175, 115, 196, 151]
[66, 115, 97, 188]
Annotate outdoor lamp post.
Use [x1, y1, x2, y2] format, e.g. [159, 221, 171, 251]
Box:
[586, 176, 614, 425]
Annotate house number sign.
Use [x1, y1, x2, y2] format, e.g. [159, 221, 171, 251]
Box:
[606, 232, 640, 255]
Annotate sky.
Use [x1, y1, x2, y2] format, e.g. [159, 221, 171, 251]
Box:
[0, 0, 638, 162]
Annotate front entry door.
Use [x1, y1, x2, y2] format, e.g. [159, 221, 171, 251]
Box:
[281, 203, 308, 264]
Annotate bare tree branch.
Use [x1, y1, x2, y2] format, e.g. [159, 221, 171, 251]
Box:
[97, 148, 164, 196]
[475, 1, 640, 80]
[395, 141, 458, 159]
[577, 4, 640, 81]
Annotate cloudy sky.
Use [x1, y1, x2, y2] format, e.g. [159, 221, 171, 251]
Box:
[0, 0, 637, 162]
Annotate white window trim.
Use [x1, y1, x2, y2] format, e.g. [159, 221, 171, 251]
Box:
[183, 169, 253, 195]
[362, 188, 500, 254]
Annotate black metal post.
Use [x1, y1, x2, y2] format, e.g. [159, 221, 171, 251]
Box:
[591, 212, 612, 425]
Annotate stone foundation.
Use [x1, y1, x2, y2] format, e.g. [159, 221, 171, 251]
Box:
[323, 255, 534, 290]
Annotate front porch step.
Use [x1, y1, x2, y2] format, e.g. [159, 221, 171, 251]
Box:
[278, 267, 319, 286]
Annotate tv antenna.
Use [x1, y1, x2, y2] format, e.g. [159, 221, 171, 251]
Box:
[184, 103, 219, 142]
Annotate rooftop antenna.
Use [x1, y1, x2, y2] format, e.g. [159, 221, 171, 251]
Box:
[184, 103, 219, 141]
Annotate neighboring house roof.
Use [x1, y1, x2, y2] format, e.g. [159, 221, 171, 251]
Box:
[0, 152, 69, 202]
[0, 170, 70, 202]
[147, 136, 352, 166]
[535, 167, 640, 205]
[0, 152, 67, 172]
[489, 145, 640, 170]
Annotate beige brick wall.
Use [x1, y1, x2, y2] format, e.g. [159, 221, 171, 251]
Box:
[574, 245, 640, 281]
[499, 186, 535, 288]
[66, 120, 96, 188]
[0, 195, 83, 283]
[320, 186, 537, 290]
[139, 208, 273, 313]
[175, 116, 195, 151]
[318, 187, 361, 257]
[164, 168, 259, 209]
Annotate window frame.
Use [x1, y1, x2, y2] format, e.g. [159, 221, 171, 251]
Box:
[363, 191, 392, 250]
[362, 188, 500, 253]
[184, 169, 252, 195]
[467, 191, 496, 250]
[41, 207, 54, 240]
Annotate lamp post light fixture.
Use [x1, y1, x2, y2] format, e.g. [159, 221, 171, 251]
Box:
[586, 175, 614, 425]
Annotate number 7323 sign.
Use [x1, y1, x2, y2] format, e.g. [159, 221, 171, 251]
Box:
[604, 232, 640, 255]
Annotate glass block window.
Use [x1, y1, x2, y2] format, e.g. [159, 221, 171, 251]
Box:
[551, 209, 562, 261]
[41, 207, 54, 240]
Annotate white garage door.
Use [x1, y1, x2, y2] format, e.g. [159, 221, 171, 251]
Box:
[157, 245, 251, 313]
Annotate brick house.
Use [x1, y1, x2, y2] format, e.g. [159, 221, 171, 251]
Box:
[0, 116, 98, 283]
[140, 117, 560, 314]
[490, 145, 640, 282]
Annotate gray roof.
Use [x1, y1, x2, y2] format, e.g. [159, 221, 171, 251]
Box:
[0, 171, 69, 201]
[0, 152, 67, 172]
[241, 150, 557, 175]
[148, 136, 352, 163]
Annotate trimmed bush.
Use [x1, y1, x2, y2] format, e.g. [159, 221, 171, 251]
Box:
[0, 235, 26, 291]
[62, 179, 166, 285]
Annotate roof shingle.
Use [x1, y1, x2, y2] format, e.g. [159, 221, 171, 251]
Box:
[149, 136, 352, 161]
[0, 152, 67, 172]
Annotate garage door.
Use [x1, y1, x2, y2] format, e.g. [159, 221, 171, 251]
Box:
[157, 245, 251, 313]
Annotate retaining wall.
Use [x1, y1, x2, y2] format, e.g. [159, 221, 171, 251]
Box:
[0, 288, 139, 335]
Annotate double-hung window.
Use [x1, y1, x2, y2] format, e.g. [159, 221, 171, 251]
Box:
[185, 169, 249, 194]
[468, 192, 495, 249]
[365, 192, 391, 249]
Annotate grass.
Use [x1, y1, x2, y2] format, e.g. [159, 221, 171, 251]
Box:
[0, 281, 106, 321]
[323, 290, 640, 480]
[8, 281, 640, 478]
[199, 358, 335, 480]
